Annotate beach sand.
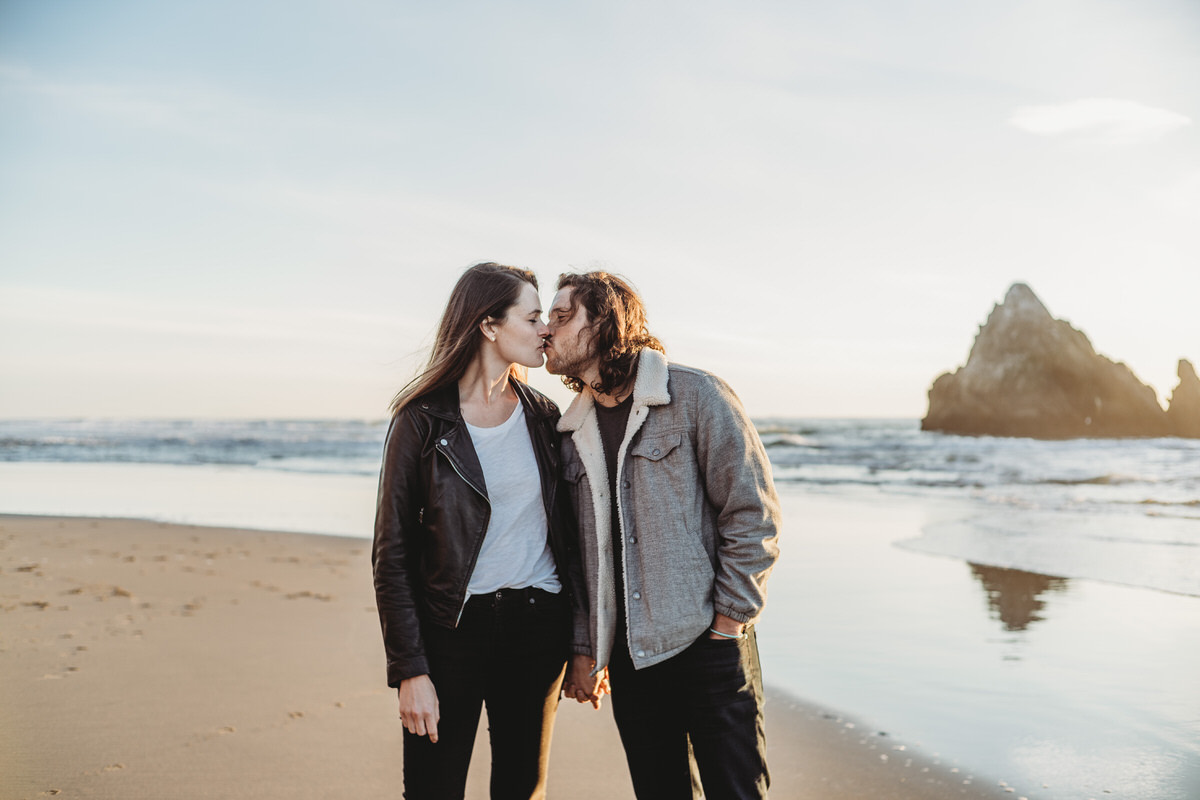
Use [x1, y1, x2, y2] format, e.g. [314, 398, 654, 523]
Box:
[1, 515, 1014, 800]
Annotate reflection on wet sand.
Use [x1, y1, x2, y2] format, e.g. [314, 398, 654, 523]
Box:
[969, 563, 1070, 631]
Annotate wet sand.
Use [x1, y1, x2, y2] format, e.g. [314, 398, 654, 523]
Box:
[0, 515, 1016, 799]
[761, 488, 1200, 800]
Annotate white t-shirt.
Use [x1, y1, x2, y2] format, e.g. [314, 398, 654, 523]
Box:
[464, 402, 561, 595]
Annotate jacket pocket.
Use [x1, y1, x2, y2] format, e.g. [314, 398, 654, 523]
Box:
[562, 461, 590, 521]
[628, 431, 683, 462]
[563, 461, 586, 484]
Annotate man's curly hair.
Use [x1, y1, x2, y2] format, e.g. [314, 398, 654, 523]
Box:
[556, 271, 665, 396]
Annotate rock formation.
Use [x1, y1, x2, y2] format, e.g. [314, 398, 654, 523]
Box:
[922, 283, 1177, 438]
[1166, 359, 1200, 437]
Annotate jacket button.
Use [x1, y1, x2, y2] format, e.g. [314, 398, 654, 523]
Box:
[440, 438, 448, 446]
[628, 536, 637, 544]
[652, 448, 661, 456]
[632, 591, 641, 600]
[636, 650, 645, 657]
[623, 480, 630, 489]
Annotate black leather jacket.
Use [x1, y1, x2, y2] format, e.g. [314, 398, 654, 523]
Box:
[372, 379, 581, 687]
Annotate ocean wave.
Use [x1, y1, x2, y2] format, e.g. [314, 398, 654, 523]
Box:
[4, 418, 1198, 519]
[1040, 474, 1143, 486]
[760, 433, 820, 448]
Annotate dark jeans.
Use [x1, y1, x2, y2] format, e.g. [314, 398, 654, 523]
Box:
[608, 626, 768, 800]
[402, 586, 568, 800]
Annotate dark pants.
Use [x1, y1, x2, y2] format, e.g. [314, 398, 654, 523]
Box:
[607, 626, 768, 800]
[402, 587, 569, 800]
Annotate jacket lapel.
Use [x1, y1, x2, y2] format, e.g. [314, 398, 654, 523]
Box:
[557, 349, 674, 668]
[421, 384, 488, 499]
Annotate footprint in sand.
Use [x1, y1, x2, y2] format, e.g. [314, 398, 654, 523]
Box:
[180, 598, 205, 615]
[285, 590, 334, 601]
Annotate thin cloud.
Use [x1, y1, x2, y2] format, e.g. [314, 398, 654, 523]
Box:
[1, 61, 232, 141]
[0, 61, 401, 147]
[0, 285, 415, 348]
[1009, 98, 1191, 145]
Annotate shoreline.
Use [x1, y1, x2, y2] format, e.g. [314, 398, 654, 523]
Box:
[2, 514, 1016, 799]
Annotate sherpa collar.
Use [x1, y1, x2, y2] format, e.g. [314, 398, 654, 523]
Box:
[557, 349, 672, 433]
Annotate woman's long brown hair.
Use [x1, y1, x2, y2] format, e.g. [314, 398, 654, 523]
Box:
[389, 262, 538, 416]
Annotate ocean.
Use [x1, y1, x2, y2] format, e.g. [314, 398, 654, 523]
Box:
[3, 417, 1197, 596]
[756, 418, 1200, 598]
[2, 418, 1198, 798]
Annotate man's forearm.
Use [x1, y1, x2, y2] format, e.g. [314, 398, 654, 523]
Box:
[710, 611, 745, 638]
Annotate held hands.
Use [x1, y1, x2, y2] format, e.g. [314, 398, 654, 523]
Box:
[561, 654, 610, 710]
[397, 674, 440, 742]
[559, 617, 742, 711]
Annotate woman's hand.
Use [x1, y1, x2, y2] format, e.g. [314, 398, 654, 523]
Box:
[562, 654, 610, 709]
[397, 674, 440, 742]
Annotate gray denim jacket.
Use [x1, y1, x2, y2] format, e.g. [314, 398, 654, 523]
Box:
[558, 349, 782, 672]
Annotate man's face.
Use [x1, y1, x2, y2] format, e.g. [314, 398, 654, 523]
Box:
[544, 287, 596, 378]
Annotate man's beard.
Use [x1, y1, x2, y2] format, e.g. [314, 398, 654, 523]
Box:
[545, 334, 593, 380]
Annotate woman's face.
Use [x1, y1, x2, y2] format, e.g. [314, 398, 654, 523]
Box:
[491, 282, 550, 368]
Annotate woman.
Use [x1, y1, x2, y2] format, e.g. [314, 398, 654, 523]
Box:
[372, 262, 580, 800]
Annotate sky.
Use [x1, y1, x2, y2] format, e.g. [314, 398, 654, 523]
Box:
[1, 0, 1198, 419]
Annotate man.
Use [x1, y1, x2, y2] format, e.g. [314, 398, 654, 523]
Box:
[544, 271, 781, 800]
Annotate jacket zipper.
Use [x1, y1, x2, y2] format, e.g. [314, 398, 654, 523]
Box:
[435, 440, 490, 625]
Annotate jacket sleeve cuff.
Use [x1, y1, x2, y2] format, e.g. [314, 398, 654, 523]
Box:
[386, 655, 431, 688]
[713, 601, 756, 625]
[571, 642, 593, 657]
